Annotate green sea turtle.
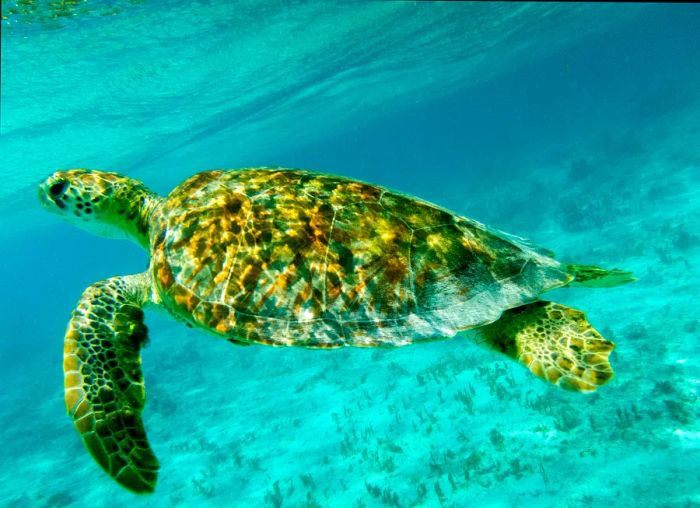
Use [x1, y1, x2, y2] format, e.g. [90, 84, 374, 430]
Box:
[39, 167, 634, 493]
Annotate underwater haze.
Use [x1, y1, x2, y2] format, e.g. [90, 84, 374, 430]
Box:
[2, 1, 700, 507]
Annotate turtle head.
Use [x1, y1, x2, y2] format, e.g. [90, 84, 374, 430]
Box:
[39, 169, 159, 248]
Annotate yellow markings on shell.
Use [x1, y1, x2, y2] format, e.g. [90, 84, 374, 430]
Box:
[426, 233, 444, 250]
[381, 230, 396, 242]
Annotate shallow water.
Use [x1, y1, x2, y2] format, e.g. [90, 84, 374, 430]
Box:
[1, 2, 699, 507]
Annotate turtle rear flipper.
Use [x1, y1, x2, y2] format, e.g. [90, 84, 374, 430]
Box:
[64, 273, 159, 493]
[478, 301, 615, 392]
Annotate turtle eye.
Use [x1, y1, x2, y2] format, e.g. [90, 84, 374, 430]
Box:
[49, 180, 68, 198]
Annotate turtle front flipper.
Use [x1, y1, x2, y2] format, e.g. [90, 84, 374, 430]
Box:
[63, 273, 159, 493]
[478, 301, 615, 392]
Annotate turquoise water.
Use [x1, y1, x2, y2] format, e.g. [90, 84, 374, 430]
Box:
[2, 2, 700, 506]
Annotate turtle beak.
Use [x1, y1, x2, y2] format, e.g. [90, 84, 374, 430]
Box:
[39, 176, 68, 211]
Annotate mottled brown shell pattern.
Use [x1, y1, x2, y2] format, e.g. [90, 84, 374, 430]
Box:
[151, 168, 568, 347]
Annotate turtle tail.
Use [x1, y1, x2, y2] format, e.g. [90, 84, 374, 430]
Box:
[565, 263, 636, 288]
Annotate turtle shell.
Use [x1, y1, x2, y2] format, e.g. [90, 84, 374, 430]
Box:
[151, 168, 569, 347]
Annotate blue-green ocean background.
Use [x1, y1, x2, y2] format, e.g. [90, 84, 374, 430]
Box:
[1, 2, 699, 507]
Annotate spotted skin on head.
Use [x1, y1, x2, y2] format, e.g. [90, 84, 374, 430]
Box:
[39, 169, 158, 247]
[478, 301, 615, 392]
[64, 273, 158, 493]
